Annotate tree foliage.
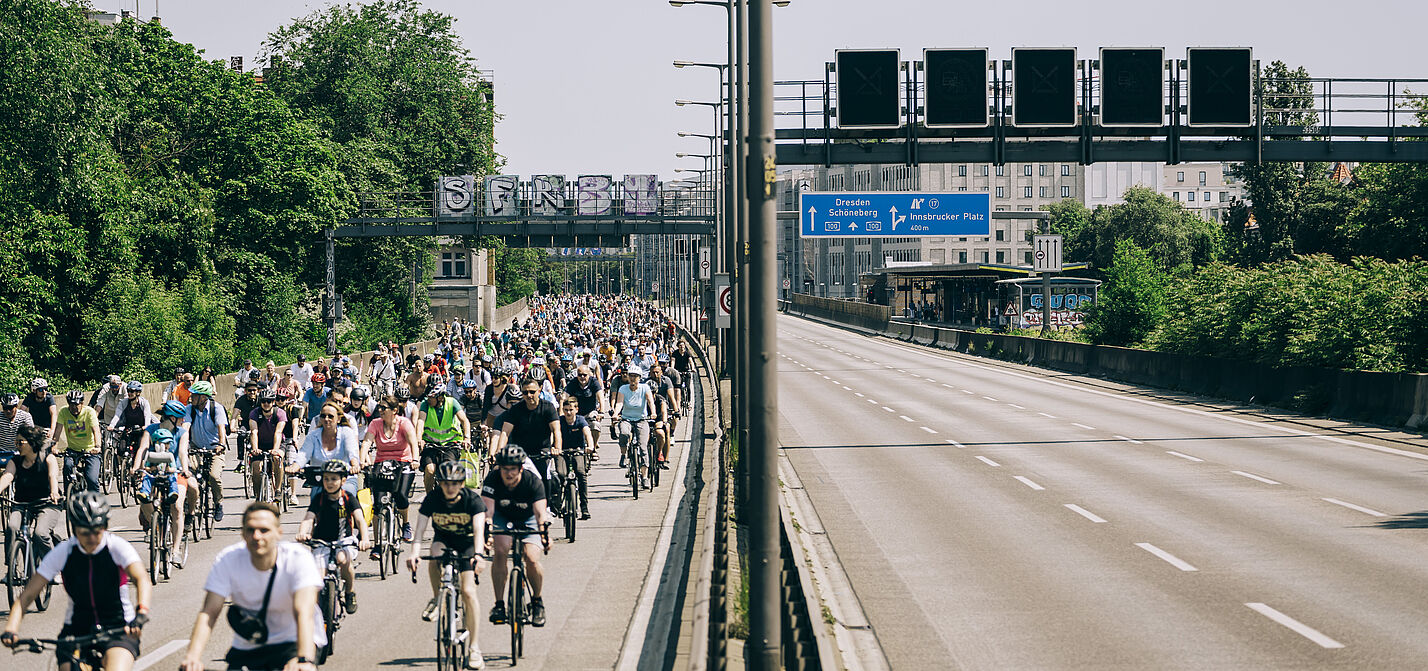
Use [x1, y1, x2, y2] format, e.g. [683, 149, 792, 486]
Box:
[1049, 187, 1221, 271]
[1082, 241, 1168, 347]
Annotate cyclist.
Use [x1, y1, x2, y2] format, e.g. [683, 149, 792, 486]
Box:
[2, 492, 152, 670]
[557, 397, 594, 520]
[490, 379, 562, 509]
[131, 428, 189, 565]
[56, 390, 103, 492]
[648, 362, 677, 470]
[672, 341, 694, 411]
[405, 356, 430, 399]
[405, 460, 487, 669]
[275, 369, 302, 401]
[613, 366, 655, 483]
[301, 374, 329, 426]
[180, 502, 323, 671]
[458, 379, 485, 429]
[23, 379, 58, 448]
[292, 402, 360, 497]
[362, 397, 419, 544]
[289, 354, 314, 391]
[563, 365, 608, 458]
[482, 445, 550, 629]
[416, 376, 471, 493]
[0, 392, 35, 453]
[370, 349, 398, 397]
[482, 367, 523, 432]
[247, 392, 288, 503]
[294, 460, 369, 615]
[0, 426, 63, 567]
[162, 367, 186, 403]
[138, 401, 199, 527]
[347, 385, 376, 441]
[231, 382, 260, 476]
[107, 381, 152, 463]
[88, 375, 126, 429]
[186, 381, 230, 522]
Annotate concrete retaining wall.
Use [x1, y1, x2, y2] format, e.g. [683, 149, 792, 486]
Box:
[787, 296, 1428, 431]
[492, 297, 530, 329]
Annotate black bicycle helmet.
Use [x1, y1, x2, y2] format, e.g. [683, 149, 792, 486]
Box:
[68, 491, 111, 528]
[65, 390, 85, 404]
[1, 393, 19, 408]
[321, 460, 350, 476]
[350, 385, 370, 401]
[436, 460, 468, 482]
[259, 391, 277, 403]
[395, 387, 410, 402]
[494, 445, 527, 467]
[427, 375, 446, 394]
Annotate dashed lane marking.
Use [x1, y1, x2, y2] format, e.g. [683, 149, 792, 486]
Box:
[1014, 476, 1045, 491]
[1246, 603, 1345, 649]
[1072, 423, 1097, 431]
[1231, 470, 1281, 485]
[1064, 504, 1107, 523]
[1322, 498, 1386, 517]
[1114, 435, 1144, 444]
[920, 426, 937, 434]
[975, 456, 1000, 467]
[1136, 543, 1198, 571]
[1166, 451, 1204, 462]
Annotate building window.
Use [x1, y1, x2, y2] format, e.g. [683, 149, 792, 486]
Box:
[1024, 165, 1033, 176]
[1061, 164, 1071, 176]
[1021, 206, 1032, 211]
[958, 165, 967, 176]
[1039, 186, 1048, 198]
[995, 228, 1005, 241]
[958, 251, 968, 263]
[981, 251, 990, 263]
[1172, 191, 1180, 200]
[1024, 251, 1033, 265]
[1187, 191, 1195, 202]
[1022, 186, 1033, 198]
[1199, 171, 1207, 186]
[1061, 185, 1071, 198]
[1205, 191, 1211, 202]
[1039, 164, 1048, 176]
[1177, 171, 1185, 183]
[982, 165, 990, 176]
[440, 251, 468, 278]
[1219, 191, 1229, 202]
[958, 237, 967, 242]
[995, 165, 1005, 176]
[996, 250, 1006, 263]
[995, 186, 1005, 198]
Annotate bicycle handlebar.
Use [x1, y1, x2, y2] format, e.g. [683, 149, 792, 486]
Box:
[5, 626, 128, 654]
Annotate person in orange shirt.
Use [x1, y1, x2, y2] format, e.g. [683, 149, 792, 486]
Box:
[174, 373, 194, 405]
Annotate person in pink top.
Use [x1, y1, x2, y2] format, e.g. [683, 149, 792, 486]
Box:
[361, 397, 420, 545]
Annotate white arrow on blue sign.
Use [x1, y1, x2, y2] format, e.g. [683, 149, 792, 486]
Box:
[798, 192, 991, 238]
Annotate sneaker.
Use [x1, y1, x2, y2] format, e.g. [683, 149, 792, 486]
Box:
[345, 591, 358, 614]
[370, 550, 382, 561]
[619, 456, 626, 468]
[530, 599, 546, 627]
[234, 462, 244, 473]
[213, 504, 224, 522]
[488, 601, 507, 625]
[402, 522, 414, 543]
[287, 493, 300, 506]
[422, 597, 439, 622]
[659, 462, 670, 470]
[580, 511, 591, 521]
[466, 650, 485, 670]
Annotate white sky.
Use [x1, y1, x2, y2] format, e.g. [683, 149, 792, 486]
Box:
[104, 0, 1427, 180]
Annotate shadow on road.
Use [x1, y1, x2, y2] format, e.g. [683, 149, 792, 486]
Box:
[1374, 512, 1428, 529]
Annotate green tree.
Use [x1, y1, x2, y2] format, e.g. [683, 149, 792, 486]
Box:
[1076, 187, 1221, 272]
[1083, 241, 1167, 347]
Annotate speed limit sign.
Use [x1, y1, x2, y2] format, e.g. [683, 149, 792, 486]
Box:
[713, 274, 731, 328]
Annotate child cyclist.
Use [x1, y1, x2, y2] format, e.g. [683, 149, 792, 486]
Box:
[405, 460, 487, 670]
[294, 460, 370, 615]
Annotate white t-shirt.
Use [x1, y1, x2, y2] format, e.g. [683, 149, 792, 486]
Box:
[289, 363, 314, 390]
[204, 541, 327, 650]
[38, 534, 142, 625]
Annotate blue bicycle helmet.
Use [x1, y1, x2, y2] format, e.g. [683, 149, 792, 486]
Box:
[161, 400, 187, 418]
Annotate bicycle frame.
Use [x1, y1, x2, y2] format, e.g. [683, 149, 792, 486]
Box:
[413, 547, 473, 671]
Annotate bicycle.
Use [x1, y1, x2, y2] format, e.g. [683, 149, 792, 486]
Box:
[247, 447, 281, 506]
[234, 427, 253, 495]
[98, 428, 119, 496]
[5, 625, 129, 671]
[188, 447, 216, 541]
[366, 460, 414, 580]
[412, 546, 477, 671]
[616, 420, 648, 500]
[557, 451, 584, 542]
[140, 454, 186, 583]
[306, 538, 357, 660]
[490, 523, 550, 665]
[4, 500, 55, 612]
[422, 441, 464, 492]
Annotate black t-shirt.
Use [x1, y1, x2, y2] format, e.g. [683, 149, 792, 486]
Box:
[24, 393, 55, 429]
[307, 490, 358, 542]
[559, 414, 589, 451]
[418, 488, 486, 546]
[563, 376, 603, 415]
[459, 392, 484, 423]
[672, 350, 693, 374]
[233, 395, 259, 428]
[480, 469, 545, 521]
[497, 400, 560, 454]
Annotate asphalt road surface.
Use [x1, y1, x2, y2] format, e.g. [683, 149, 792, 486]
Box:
[4, 413, 692, 671]
[777, 314, 1428, 670]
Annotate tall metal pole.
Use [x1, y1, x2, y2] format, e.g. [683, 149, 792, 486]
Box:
[723, 3, 738, 385]
[734, 0, 752, 518]
[324, 227, 337, 356]
[746, 0, 779, 667]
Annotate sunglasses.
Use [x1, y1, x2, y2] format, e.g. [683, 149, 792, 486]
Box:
[523, 390, 540, 395]
[75, 527, 103, 538]
[321, 413, 338, 419]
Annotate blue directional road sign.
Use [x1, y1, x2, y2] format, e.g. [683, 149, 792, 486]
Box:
[798, 192, 990, 238]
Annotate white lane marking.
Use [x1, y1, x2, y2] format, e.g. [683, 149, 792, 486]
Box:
[1013, 476, 1045, 491]
[1245, 603, 1345, 649]
[133, 639, 190, 671]
[882, 406, 895, 412]
[1072, 423, 1097, 431]
[867, 399, 878, 404]
[1007, 403, 1026, 410]
[1231, 470, 1281, 485]
[924, 378, 936, 383]
[982, 396, 999, 402]
[899, 415, 915, 423]
[855, 393, 865, 397]
[946, 439, 965, 448]
[962, 390, 974, 395]
[1166, 451, 1204, 462]
[820, 375, 830, 379]
[941, 383, 955, 389]
[920, 426, 938, 434]
[858, 332, 1428, 464]
[1322, 498, 1387, 517]
[975, 456, 1000, 467]
[1114, 435, 1144, 444]
[1136, 543, 1198, 571]
[896, 369, 906, 373]
[1038, 412, 1057, 418]
[1064, 504, 1107, 523]
[842, 386, 853, 391]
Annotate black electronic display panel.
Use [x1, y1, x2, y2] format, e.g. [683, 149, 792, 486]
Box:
[835, 49, 902, 128]
[1099, 48, 1164, 127]
[923, 48, 989, 128]
[1187, 47, 1253, 126]
[1012, 48, 1077, 127]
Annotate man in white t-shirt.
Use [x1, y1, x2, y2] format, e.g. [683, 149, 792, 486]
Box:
[289, 355, 315, 391]
[180, 502, 324, 671]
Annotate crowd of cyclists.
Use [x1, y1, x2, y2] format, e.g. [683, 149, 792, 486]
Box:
[0, 294, 697, 670]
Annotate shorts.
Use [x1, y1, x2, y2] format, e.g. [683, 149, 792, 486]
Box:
[428, 538, 477, 572]
[311, 538, 359, 566]
[55, 623, 140, 666]
[224, 641, 300, 671]
[491, 514, 541, 547]
[420, 443, 461, 470]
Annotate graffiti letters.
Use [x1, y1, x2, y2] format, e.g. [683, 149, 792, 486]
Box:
[623, 174, 658, 215]
[577, 175, 613, 216]
[484, 175, 519, 217]
[436, 175, 475, 217]
[531, 175, 566, 215]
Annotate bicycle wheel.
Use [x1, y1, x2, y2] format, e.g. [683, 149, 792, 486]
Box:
[6, 538, 20, 608]
[323, 577, 340, 655]
[564, 480, 577, 542]
[147, 517, 161, 584]
[649, 442, 660, 489]
[30, 541, 51, 612]
[376, 507, 389, 580]
[436, 589, 454, 671]
[115, 457, 129, 509]
[99, 446, 112, 495]
[510, 567, 525, 663]
[158, 509, 172, 581]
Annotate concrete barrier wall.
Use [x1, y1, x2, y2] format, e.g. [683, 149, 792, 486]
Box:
[796, 310, 1428, 430]
[492, 297, 530, 329]
[789, 293, 892, 333]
